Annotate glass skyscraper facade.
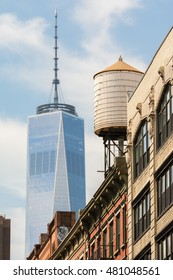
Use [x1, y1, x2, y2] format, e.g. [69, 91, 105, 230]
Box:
[25, 109, 85, 256]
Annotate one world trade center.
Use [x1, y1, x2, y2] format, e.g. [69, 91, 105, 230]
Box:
[25, 12, 86, 256]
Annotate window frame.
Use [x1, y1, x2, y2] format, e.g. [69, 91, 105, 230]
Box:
[123, 205, 126, 245]
[109, 221, 114, 257]
[156, 223, 173, 260]
[133, 185, 150, 242]
[157, 83, 173, 149]
[103, 228, 107, 259]
[116, 213, 120, 250]
[134, 120, 150, 179]
[156, 160, 173, 217]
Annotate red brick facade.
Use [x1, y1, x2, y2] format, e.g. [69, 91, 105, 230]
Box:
[52, 157, 128, 260]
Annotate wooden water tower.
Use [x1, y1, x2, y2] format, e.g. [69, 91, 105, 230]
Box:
[93, 56, 143, 176]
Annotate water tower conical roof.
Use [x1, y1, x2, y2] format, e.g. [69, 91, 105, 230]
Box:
[94, 56, 143, 78]
[93, 55, 144, 138]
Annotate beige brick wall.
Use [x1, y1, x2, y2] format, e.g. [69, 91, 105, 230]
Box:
[156, 205, 173, 236]
[127, 27, 173, 259]
[155, 133, 173, 170]
[133, 229, 151, 258]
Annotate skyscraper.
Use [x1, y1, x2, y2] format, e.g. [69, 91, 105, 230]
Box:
[25, 11, 86, 256]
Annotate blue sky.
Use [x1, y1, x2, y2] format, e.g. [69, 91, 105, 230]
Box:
[0, 0, 172, 259]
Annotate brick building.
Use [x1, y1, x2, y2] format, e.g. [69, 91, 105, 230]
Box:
[52, 157, 128, 260]
[127, 27, 173, 259]
[27, 211, 76, 260]
[0, 215, 10, 260]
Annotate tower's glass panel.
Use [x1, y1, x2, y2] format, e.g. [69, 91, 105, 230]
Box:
[26, 112, 60, 256]
[25, 110, 86, 256]
[63, 113, 86, 217]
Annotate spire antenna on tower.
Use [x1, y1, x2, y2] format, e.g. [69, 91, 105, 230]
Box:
[53, 8, 59, 104]
[36, 10, 77, 116]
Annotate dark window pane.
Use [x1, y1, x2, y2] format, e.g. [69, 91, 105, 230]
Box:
[157, 161, 173, 216]
[157, 84, 173, 148]
[116, 214, 120, 250]
[134, 121, 150, 178]
[133, 190, 150, 240]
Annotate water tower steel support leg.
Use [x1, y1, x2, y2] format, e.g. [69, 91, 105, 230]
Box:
[104, 141, 107, 177]
[108, 139, 111, 171]
[118, 138, 124, 156]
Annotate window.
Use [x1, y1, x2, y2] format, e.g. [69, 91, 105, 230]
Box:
[109, 221, 114, 257]
[157, 83, 173, 148]
[133, 188, 150, 241]
[91, 243, 95, 259]
[123, 205, 126, 245]
[97, 236, 101, 259]
[157, 226, 173, 259]
[134, 121, 150, 178]
[29, 150, 56, 176]
[116, 214, 120, 250]
[103, 229, 107, 259]
[157, 162, 173, 216]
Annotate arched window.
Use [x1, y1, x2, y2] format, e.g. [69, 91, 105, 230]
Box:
[134, 121, 150, 178]
[157, 83, 173, 148]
